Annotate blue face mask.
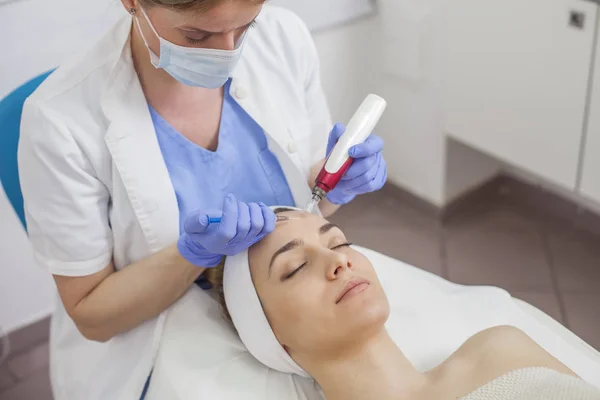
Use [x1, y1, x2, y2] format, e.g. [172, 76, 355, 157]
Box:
[135, 7, 247, 88]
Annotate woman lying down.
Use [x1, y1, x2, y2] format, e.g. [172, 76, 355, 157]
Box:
[205, 206, 600, 400]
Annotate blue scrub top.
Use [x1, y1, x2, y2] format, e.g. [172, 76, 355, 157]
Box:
[149, 79, 295, 287]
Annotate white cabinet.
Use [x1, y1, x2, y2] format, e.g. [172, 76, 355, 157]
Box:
[581, 33, 600, 203]
[442, 0, 598, 190]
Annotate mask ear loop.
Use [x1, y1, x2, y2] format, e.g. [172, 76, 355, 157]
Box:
[133, 6, 163, 67]
[137, 6, 162, 40]
[133, 11, 151, 47]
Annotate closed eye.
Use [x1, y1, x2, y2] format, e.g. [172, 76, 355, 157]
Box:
[333, 242, 352, 250]
[284, 262, 307, 280]
[183, 20, 257, 45]
[282, 242, 353, 281]
[184, 36, 208, 45]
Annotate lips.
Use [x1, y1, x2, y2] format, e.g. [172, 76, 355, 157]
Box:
[335, 277, 370, 304]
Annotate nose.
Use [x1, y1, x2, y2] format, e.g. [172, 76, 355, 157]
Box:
[325, 251, 352, 280]
[214, 31, 237, 51]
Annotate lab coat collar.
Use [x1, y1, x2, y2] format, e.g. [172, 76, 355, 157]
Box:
[102, 16, 180, 253]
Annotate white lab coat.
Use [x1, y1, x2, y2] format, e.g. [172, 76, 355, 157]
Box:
[17, 6, 332, 399]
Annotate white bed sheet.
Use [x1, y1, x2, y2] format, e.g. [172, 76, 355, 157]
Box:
[148, 246, 600, 399]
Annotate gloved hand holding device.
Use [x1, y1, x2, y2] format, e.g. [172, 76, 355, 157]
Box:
[325, 123, 388, 205]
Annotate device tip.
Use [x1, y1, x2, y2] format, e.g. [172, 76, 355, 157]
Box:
[304, 200, 316, 213]
[304, 193, 322, 213]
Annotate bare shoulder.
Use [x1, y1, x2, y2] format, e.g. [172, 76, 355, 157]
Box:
[465, 325, 577, 377]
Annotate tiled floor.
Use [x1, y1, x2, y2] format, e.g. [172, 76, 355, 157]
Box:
[1, 185, 599, 399]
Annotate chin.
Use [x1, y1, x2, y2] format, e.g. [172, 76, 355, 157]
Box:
[347, 295, 390, 334]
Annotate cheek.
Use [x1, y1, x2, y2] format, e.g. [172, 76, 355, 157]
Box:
[260, 282, 330, 346]
[357, 260, 390, 317]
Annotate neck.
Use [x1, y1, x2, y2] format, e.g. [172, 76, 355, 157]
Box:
[129, 20, 220, 112]
[308, 331, 427, 400]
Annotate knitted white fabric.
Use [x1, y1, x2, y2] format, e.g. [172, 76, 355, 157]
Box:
[461, 367, 600, 399]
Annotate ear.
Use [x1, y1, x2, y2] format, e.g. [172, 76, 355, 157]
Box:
[120, 0, 136, 13]
[271, 327, 289, 354]
[282, 344, 291, 355]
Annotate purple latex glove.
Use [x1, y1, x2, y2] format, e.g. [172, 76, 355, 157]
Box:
[177, 194, 276, 267]
[325, 123, 388, 205]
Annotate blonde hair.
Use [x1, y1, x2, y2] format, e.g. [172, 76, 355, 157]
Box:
[139, 0, 264, 11]
[204, 258, 233, 325]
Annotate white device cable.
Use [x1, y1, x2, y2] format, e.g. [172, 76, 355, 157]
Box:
[0, 326, 10, 367]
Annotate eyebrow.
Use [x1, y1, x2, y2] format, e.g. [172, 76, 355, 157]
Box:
[179, 17, 257, 35]
[267, 223, 340, 276]
[319, 223, 338, 236]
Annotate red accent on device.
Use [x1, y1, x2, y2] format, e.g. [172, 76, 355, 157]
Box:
[314, 158, 354, 193]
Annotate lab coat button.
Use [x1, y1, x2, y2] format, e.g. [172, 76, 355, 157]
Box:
[288, 142, 298, 153]
[235, 86, 248, 99]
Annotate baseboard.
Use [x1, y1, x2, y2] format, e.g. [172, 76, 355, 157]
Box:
[381, 183, 441, 218]
[4, 316, 50, 356]
[5, 309, 53, 336]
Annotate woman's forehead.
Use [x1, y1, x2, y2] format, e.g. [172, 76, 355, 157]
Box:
[272, 210, 324, 231]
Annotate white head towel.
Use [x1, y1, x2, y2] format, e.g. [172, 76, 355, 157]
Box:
[223, 206, 310, 378]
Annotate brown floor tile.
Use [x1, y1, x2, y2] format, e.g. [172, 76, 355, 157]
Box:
[0, 366, 16, 393]
[444, 203, 553, 291]
[545, 228, 600, 293]
[510, 291, 565, 324]
[561, 293, 600, 351]
[0, 368, 52, 400]
[7, 342, 50, 380]
[331, 191, 444, 276]
[328, 190, 388, 228]
[7, 318, 50, 355]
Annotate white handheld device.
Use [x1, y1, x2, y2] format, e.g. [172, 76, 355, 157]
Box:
[306, 94, 387, 212]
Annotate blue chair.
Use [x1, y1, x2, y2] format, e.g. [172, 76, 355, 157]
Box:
[0, 71, 54, 231]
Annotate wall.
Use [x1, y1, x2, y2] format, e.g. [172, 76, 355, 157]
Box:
[313, 16, 377, 123]
[0, 188, 55, 334]
[271, 0, 373, 32]
[0, 0, 123, 99]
